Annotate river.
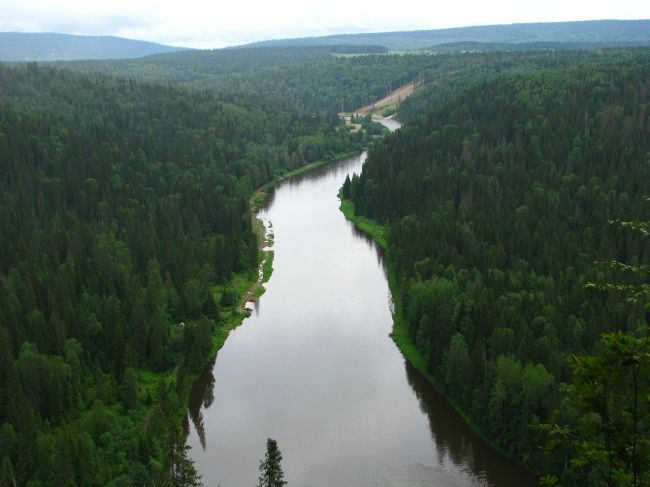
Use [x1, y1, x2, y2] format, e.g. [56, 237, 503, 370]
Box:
[186, 119, 538, 486]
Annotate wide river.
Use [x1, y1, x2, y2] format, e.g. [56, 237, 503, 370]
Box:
[186, 120, 538, 486]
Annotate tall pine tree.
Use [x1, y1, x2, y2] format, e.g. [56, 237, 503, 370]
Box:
[257, 438, 287, 487]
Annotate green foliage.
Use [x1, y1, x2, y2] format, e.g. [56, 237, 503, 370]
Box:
[56, 44, 386, 82]
[159, 421, 202, 487]
[60, 45, 650, 124]
[398, 48, 650, 123]
[349, 56, 650, 482]
[0, 62, 360, 484]
[257, 438, 287, 487]
[542, 213, 650, 486]
[58, 49, 435, 113]
[350, 114, 389, 136]
[243, 20, 650, 51]
[543, 333, 650, 486]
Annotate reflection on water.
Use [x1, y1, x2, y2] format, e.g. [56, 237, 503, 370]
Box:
[403, 360, 536, 486]
[186, 124, 537, 486]
[187, 358, 216, 450]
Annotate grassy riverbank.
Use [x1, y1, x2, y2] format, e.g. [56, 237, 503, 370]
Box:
[339, 194, 532, 471]
[338, 194, 387, 249]
[186, 150, 363, 376]
[163, 150, 364, 395]
[251, 150, 360, 210]
[135, 150, 363, 474]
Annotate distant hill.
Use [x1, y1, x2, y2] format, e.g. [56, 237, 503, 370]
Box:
[55, 44, 388, 81]
[423, 40, 640, 53]
[244, 19, 650, 51]
[0, 32, 188, 61]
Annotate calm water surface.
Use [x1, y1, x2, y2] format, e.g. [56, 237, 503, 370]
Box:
[187, 121, 537, 487]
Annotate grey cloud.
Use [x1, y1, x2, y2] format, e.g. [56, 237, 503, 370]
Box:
[0, 6, 163, 37]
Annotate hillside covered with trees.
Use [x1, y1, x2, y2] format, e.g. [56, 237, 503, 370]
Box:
[244, 20, 650, 51]
[4, 22, 650, 486]
[397, 47, 650, 124]
[0, 63, 365, 485]
[345, 57, 650, 484]
[58, 45, 650, 122]
[0, 32, 186, 62]
[55, 47, 432, 113]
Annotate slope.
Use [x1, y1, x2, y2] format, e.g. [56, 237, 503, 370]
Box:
[0, 32, 187, 61]
[346, 57, 650, 484]
[0, 63, 364, 485]
[244, 19, 650, 51]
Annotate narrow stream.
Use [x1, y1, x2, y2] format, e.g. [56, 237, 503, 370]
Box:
[186, 120, 538, 487]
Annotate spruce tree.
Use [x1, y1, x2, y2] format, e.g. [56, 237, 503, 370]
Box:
[160, 423, 202, 487]
[257, 438, 287, 487]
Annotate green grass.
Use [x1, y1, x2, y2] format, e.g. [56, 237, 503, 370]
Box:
[338, 194, 387, 249]
[262, 251, 274, 284]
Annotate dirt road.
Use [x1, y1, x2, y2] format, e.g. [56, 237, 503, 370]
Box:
[354, 81, 418, 116]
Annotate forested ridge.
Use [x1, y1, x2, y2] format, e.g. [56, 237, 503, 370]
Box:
[346, 58, 650, 484]
[397, 48, 650, 123]
[0, 32, 186, 62]
[54, 45, 384, 83]
[0, 63, 365, 485]
[56, 48, 432, 113]
[57, 46, 650, 119]
[243, 19, 650, 51]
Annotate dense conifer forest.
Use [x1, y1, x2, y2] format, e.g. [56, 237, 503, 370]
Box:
[397, 48, 650, 123]
[0, 63, 365, 484]
[58, 46, 650, 119]
[3, 25, 650, 485]
[57, 48, 431, 113]
[244, 19, 650, 51]
[346, 57, 650, 484]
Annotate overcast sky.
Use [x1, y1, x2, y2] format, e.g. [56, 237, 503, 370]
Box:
[1, 0, 649, 48]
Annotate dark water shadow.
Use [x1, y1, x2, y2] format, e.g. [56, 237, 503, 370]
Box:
[404, 360, 538, 486]
[186, 357, 216, 450]
[345, 212, 538, 486]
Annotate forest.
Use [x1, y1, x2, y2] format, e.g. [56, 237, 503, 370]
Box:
[56, 46, 650, 119]
[54, 45, 386, 83]
[397, 47, 650, 123]
[3, 26, 650, 486]
[243, 19, 650, 51]
[0, 32, 185, 62]
[346, 57, 650, 485]
[56, 47, 431, 113]
[0, 62, 368, 485]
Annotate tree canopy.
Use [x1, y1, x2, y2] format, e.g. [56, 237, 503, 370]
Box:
[348, 56, 650, 484]
[0, 62, 364, 485]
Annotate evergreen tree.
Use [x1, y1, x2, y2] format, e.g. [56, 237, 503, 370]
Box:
[346, 56, 650, 482]
[0, 457, 16, 487]
[543, 213, 650, 486]
[257, 438, 287, 487]
[0, 60, 362, 484]
[160, 423, 202, 487]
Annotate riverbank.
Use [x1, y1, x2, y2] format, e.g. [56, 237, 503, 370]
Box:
[135, 150, 365, 477]
[251, 150, 361, 211]
[338, 194, 535, 476]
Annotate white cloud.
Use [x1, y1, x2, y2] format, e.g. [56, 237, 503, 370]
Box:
[0, 0, 649, 48]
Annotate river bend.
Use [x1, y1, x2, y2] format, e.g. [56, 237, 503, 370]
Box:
[187, 119, 537, 487]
